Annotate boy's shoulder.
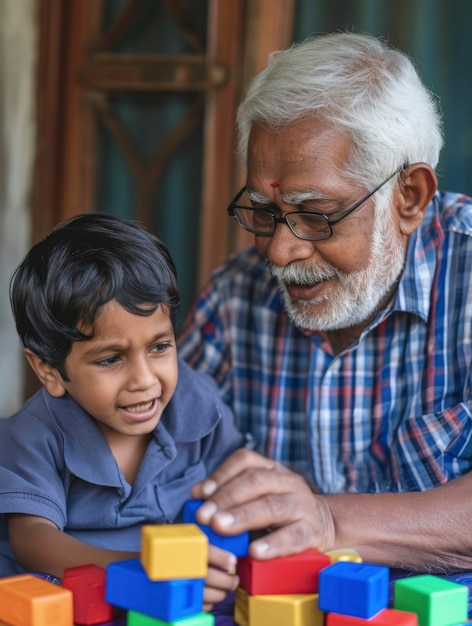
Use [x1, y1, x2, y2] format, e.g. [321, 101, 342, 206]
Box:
[1, 388, 103, 449]
[2, 388, 52, 429]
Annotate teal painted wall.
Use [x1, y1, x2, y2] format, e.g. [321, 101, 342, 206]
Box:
[293, 0, 472, 196]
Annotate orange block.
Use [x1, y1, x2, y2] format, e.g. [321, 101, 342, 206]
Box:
[0, 574, 73, 626]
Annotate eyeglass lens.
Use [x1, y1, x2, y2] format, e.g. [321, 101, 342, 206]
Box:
[232, 185, 335, 239]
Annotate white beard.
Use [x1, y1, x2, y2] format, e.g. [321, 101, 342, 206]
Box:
[268, 197, 406, 332]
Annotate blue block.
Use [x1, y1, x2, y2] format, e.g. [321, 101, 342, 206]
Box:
[106, 558, 204, 621]
[318, 561, 389, 618]
[182, 499, 249, 557]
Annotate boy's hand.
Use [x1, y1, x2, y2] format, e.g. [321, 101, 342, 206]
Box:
[203, 544, 239, 612]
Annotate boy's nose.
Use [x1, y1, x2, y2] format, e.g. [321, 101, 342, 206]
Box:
[126, 358, 158, 391]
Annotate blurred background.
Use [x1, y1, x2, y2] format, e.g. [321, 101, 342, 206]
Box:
[1, 0, 471, 416]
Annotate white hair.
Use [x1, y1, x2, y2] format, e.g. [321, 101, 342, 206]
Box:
[237, 32, 443, 189]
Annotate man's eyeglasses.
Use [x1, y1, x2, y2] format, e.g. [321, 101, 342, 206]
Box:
[227, 168, 403, 241]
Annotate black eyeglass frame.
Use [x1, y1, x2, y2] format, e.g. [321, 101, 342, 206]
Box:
[227, 167, 403, 241]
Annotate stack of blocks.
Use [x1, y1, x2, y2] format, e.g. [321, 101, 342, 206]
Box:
[106, 523, 212, 625]
[102, 497, 252, 625]
[0, 498, 471, 625]
[233, 549, 470, 626]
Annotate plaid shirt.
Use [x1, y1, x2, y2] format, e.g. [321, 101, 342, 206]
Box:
[178, 191, 472, 494]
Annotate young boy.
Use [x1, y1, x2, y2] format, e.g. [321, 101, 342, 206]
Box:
[0, 213, 246, 610]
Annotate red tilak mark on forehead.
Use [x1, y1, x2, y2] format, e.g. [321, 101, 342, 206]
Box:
[270, 182, 280, 187]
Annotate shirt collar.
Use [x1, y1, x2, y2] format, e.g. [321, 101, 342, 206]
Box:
[391, 193, 443, 323]
[42, 358, 223, 487]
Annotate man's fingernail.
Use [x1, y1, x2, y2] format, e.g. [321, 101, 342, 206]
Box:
[201, 479, 218, 496]
[232, 575, 240, 590]
[214, 511, 235, 529]
[252, 540, 270, 557]
[197, 500, 218, 523]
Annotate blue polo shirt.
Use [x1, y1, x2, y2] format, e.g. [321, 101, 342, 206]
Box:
[0, 358, 247, 576]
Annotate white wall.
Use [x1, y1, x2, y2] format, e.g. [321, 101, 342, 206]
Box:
[0, 0, 36, 416]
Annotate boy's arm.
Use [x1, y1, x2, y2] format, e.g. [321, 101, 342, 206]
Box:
[8, 514, 138, 578]
[10, 513, 239, 611]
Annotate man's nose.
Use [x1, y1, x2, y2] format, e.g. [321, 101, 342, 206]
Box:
[261, 221, 315, 267]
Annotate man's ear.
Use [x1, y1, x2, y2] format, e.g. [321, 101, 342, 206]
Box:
[396, 163, 438, 236]
[24, 349, 67, 398]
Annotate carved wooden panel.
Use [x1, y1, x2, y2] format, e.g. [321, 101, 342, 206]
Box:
[32, 0, 295, 280]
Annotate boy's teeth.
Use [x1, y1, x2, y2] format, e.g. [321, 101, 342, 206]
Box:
[127, 401, 153, 413]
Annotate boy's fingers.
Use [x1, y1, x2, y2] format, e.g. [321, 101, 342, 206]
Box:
[207, 544, 237, 573]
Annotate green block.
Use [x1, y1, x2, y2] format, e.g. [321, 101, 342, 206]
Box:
[394, 575, 468, 626]
[127, 610, 215, 626]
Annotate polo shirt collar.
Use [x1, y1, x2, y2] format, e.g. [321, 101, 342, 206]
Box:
[43, 359, 222, 488]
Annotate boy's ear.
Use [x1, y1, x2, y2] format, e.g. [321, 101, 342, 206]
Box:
[24, 349, 67, 398]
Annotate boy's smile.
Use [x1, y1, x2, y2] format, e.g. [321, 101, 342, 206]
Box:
[45, 299, 178, 445]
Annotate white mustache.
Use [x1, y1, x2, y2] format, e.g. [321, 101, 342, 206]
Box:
[267, 261, 339, 286]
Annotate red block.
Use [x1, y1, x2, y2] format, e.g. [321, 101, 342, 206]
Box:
[62, 564, 118, 625]
[236, 548, 331, 595]
[327, 608, 418, 626]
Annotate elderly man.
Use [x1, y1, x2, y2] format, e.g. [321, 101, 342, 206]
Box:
[178, 32, 472, 576]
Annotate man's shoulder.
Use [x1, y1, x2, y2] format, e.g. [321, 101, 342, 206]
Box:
[199, 246, 279, 315]
[437, 190, 472, 236]
[204, 245, 278, 304]
[210, 245, 270, 282]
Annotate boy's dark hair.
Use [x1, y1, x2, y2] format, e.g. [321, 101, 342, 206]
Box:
[10, 213, 180, 378]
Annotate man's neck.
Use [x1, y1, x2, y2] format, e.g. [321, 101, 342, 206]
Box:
[324, 285, 399, 355]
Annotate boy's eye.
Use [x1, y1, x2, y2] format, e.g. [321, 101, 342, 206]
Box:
[152, 342, 172, 354]
[95, 355, 120, 368]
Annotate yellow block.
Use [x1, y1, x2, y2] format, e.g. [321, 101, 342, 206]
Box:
[234, 587, 249, 626]
[141, 523, 208, 580]
[250, 593, 324, 626]
[325, 548, 363, 563]
[0, 574, 73, 626]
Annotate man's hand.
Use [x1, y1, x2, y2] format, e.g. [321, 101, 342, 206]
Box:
[191, 449, 336, 560]
[203, 544, 239, 612]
